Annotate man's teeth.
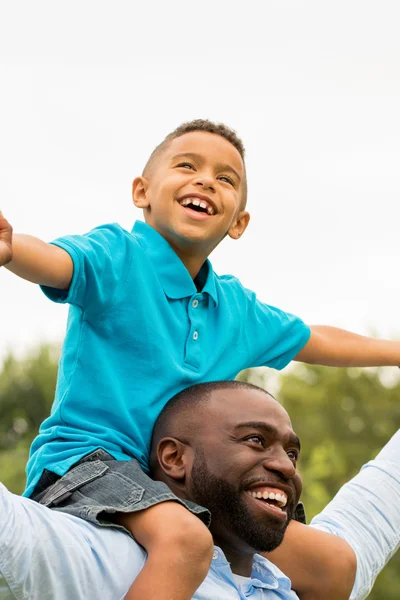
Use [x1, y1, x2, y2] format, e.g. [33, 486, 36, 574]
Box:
[179, 198, 215, 215]
[249, 490, 287, 507]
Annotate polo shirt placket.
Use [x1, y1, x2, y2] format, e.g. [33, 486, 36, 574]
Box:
[185, 293, 207, 370]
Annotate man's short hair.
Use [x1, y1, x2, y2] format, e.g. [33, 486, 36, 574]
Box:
[150, 380, 272, 465]
[143, 119, 248, 207]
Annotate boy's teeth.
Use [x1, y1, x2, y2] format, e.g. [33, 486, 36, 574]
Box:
[179, 197, 215, 215]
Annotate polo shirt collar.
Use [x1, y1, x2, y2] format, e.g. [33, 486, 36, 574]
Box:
[132, 220, 218, 305]
[211, 547, 292, 592]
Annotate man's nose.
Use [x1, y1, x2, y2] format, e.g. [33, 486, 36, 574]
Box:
[262, 450, 297, 480]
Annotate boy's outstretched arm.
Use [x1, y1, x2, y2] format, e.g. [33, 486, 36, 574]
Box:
[296, 325, 400, 367]
[0, 213, 72, 289]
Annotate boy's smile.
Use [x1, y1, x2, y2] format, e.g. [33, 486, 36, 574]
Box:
[132, 131, 250, 277]
[177, 192, 217, 218]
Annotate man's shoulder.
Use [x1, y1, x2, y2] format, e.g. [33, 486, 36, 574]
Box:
[0, 484, 145, 600]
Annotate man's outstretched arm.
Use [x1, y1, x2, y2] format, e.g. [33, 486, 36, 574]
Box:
[310, 428, 400, 600]
[267, 429, 400, 600]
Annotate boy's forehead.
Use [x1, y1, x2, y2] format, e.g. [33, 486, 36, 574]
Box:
[165, 131, 244, 173]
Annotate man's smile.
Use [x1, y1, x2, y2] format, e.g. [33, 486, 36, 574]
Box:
[245, 484, 294, 522]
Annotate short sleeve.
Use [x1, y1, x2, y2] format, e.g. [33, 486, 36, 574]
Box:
[242, 287, 310, 370]
[40, 223, 132, 314]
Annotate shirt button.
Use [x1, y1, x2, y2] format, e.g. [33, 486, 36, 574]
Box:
[212, 550, 219, 560]
[193, 331, 199, 341]
[192, 299, 199, 308]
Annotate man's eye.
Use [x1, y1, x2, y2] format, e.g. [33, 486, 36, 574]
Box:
[218, 175, 235, 186]
[177, 162, 195, 170]
[246, 435, 264, 446]
[287, 450, 299, 461]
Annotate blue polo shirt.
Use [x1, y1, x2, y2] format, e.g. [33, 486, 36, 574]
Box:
[24, 221, 310, 497]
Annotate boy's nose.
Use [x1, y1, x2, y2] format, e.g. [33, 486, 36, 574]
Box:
[194, 176, 215, 193]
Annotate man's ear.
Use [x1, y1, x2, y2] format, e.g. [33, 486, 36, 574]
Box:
[228, 210, 250, 240]
[157, 437, 190, 481]
[132, 176, 150, 209]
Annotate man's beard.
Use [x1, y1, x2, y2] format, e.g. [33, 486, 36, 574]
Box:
[189, 450, 294, 553]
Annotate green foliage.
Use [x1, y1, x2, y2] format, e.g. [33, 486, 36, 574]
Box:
[278, 365, 400, 518]
[0, 349, 399, 597]
[0, 345, 58, 493]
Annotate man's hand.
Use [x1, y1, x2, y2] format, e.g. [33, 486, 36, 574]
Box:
[0, 212, 13, 267]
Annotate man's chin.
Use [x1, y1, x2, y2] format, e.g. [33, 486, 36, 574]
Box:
[221, 493, 289, 554]
[244, 491, 290, 528]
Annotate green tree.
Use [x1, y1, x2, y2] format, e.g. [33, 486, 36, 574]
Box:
[0, 345, 58, 493]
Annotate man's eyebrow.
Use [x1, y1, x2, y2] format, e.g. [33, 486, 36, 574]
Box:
[171, 152, 242, 182]
[234, 421, 301, 450]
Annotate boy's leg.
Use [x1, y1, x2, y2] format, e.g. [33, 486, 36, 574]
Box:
[118, 501, 213, 600]
[32, 451, 213, 600]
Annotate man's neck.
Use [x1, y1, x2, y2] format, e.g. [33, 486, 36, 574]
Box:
[214, 541, 255, 577]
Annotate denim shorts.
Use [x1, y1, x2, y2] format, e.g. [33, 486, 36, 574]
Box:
[31, 449, 211, 537]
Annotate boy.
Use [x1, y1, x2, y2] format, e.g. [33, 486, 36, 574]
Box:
[1, 119, 400, 600]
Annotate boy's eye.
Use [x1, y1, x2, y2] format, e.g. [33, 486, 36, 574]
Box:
[176, 162, 195, 170]
[218, 175, 235, 186]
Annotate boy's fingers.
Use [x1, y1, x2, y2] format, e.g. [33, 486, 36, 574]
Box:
[0, 212, 13, 266]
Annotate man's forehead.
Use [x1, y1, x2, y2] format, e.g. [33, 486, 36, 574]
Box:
[208, 388, 293, 430]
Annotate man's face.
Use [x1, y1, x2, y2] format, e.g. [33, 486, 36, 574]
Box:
[133, 131, 249, 256]
[187, 388, 302, 555]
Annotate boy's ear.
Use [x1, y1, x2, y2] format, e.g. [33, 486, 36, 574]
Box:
[132, 176, 150, 209]
[228, 210, 250, 240]
[157, 437, 191, 481]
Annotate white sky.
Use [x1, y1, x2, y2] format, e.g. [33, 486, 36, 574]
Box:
[1, 1, 400, 363]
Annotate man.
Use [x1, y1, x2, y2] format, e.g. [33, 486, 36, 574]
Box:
[0, 380, 399, 599]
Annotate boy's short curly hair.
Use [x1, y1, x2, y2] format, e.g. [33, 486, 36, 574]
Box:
[143, 119, 247, 206]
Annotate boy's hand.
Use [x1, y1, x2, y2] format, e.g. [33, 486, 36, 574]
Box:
[0, 212, 13, 267]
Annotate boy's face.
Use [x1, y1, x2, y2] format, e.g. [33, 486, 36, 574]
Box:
[132, 131, 250, 257]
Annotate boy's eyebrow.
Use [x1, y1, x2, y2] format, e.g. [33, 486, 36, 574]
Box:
[234, 421, 301, 451]
[171, 152, 242, 182]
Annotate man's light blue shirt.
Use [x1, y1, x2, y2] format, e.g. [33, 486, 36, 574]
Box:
[2, 430, 399, 599]
[25, 221, 310, 496]
[0, 480, 297, 599]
